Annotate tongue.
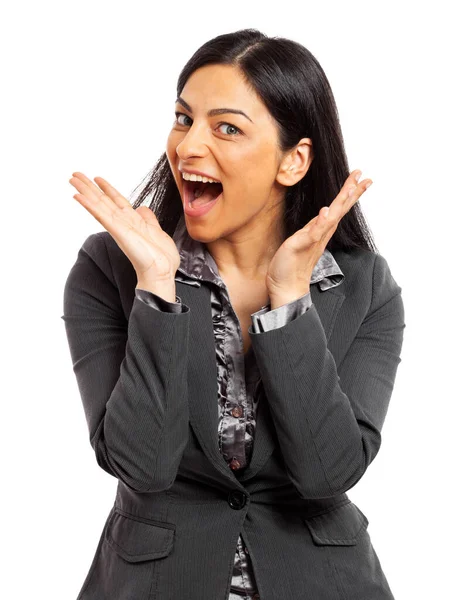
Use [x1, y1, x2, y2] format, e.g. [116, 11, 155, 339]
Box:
[191, 182, 222, 207]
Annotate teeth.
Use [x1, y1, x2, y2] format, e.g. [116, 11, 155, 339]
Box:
[182, 172, 220, 184]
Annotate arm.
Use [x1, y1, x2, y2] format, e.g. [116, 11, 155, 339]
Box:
[61, 233, 190, 493]
[249, 253, 405, 500]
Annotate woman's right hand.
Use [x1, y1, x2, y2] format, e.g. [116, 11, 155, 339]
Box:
[69, 172, 181, 288]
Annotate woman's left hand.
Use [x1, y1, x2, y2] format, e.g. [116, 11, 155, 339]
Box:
[266, 169, 373, 307]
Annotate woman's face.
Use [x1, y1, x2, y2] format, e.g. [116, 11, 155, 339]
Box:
[166, 63, 290, 244]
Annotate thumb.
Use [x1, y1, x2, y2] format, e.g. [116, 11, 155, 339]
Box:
[136, 205, 161, 228]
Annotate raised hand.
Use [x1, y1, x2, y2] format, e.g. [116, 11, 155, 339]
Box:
[266, 169, 373, 307]
[69, 173, 180, 289]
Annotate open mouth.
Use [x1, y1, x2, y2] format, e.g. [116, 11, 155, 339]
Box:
[183, 179, 223, 208]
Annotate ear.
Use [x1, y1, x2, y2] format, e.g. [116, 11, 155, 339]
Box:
[276, 138, 314, 187]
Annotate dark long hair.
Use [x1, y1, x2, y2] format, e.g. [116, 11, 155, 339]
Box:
[129, 28, 378, 254]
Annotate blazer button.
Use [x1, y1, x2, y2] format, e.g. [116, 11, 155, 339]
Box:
[228, 490, 246, 510]
[229, 458, 241, 470]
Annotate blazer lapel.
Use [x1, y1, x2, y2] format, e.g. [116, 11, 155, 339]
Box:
[177, 280, 345, 484]
[177, 282, 240, 484]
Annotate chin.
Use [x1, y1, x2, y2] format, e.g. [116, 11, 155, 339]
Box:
[184, 222, 222, 244]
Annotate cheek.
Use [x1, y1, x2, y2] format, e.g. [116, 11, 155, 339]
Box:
[232, 167, 271, 195]
[236, 144, 276, 186]
[225, 155, 259, 189]
[165, 132, 176, 160]
[166, 130, 184, 159]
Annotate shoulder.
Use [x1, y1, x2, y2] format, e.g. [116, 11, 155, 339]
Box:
[331, 247, 373, 277]
[63, 230, 139, 322]
[331, 247, 403, 317]
[65, 230, 120, 288]
[79, 229, 116, 257]
[71, 231, 137, 317]
[78, 230, 133, 280]
[332, 247, 400, 288]
[73, 230, 113, 282]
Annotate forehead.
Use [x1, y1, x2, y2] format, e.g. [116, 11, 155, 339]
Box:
[179, 64, 266, 118]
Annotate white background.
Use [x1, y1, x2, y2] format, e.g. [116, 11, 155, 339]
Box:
[1, 0, 461, 598]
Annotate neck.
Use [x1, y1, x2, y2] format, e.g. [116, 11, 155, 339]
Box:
[206, 209, 285, 282]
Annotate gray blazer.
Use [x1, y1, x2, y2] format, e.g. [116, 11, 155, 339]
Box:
[62, 230, 406, 600]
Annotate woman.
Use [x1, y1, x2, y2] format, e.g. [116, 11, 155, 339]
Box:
[63, 28, 405, 600]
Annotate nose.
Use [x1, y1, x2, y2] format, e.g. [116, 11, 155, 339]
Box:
[176, 121, 209, 160]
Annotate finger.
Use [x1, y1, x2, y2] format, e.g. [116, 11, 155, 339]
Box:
[314, 206, 337, 241]
[301, 205, 332, 233]
[328, 170, 373, 221]
[93, 176, 134, 210]
[71, 189, 117, 230]
[70, 173, 117, 213]
[136, 206, 163, 230]
[70, 170, 151, 240]
[71, 172, 110, 200]
[70, 172, 130, 215]
[298, 214, 325, 244]
[341, 170, 364, 206]
[69, 174, 130, 227]
[346, 169, 374, 201]
[345, 176, 373, 208]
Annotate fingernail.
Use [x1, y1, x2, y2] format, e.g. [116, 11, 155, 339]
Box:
[354, 170, 362, 182]
[365, 181, 373, 189]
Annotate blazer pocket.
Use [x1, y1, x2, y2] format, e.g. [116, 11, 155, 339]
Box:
[303, 502, 394, 599]
[77, 508, 176, 600]
[304, 500, 369, 546]
[304, 502, 387, 600]
[105, 508, 175, 561]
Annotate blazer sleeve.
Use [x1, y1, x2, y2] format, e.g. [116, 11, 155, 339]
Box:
[248, 253, 406, 500]
[61, 232, 191, 493]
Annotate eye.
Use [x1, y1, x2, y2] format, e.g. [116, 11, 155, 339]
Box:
[174, 112, 242, 137]
[216, 122, 241, 136]
[174, 112, 193, 127]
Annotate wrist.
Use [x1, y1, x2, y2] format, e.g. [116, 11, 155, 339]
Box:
[136, 278, 176, 303]
[269, 287, 311, 310]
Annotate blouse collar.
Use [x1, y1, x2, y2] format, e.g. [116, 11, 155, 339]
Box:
[172, 213, 344, 291]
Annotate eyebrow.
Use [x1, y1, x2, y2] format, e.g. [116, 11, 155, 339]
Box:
[175, 96, 254, 123]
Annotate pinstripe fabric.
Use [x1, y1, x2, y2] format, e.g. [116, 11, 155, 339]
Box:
[62, 224, 405, 599]
[134, 214, 345, 598]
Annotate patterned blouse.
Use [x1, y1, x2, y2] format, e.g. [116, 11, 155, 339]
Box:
[135, 214, 345, 599]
